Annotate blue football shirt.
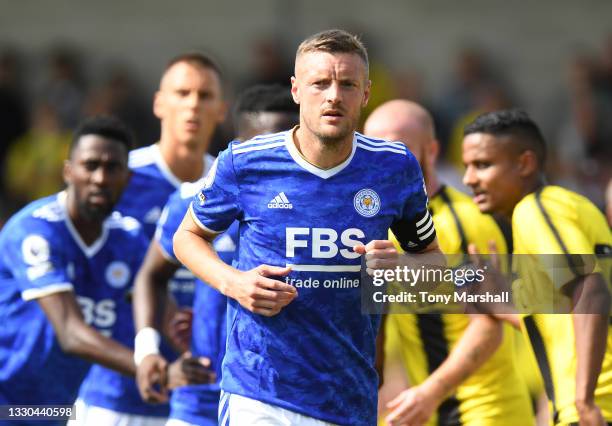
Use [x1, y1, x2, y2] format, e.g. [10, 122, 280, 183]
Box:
[157, 180, 238, 426]
[190, 130, 434, 425]
[77, 148, 215, 416]
[0, 192, 147, 425]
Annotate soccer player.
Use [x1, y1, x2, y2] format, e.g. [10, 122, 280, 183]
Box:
[133, 84, 299, 426]
[462, 109, 612, 426]
[174, 29, 441, 425]
[364, 99, 534, 426]
[75, 53, 226, 424]
[0, 116, 197, 425]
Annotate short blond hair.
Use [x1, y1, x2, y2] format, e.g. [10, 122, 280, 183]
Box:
[296, 29, 368, 69]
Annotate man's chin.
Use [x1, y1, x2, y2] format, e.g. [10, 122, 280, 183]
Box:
[83, 204, 113, 222]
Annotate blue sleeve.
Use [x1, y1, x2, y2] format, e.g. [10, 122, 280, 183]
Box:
[4, 219, 73, 300]
[190, 146, 242, 233]
[155, 191, 190, 263]
[391, 153, 436, 252]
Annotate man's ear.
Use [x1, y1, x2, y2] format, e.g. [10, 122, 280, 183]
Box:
[153, 91, 164, 120]
[290, 76, 300, 104]
[362, 80, 371, 107]
[429, 139, 440, 165]
[518, 150, 538, 177]
[63, 160, 72, 186]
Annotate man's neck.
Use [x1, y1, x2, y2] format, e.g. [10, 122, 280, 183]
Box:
[425, 169, 441, 197]
[65, 194, 102, 246]
[158, 138, 208, 183]
[293, 126, 354, 170]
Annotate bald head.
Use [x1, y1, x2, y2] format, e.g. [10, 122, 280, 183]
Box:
[364, 100, 436, 164]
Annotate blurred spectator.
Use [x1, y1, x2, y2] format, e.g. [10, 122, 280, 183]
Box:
[445, 84, 513, 171]
[435, 46, 502, 151]
[39, 46, 86, 130]
[241, 36, 293, 89]
[548, 51, 612, 207]
[0, 47, 28, 203]
[606, 179, 612, 227]
[84, 65, 157, 147]
[3, 102, 71, 209]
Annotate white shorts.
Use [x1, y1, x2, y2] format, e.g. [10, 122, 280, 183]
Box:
[218, 391, 338, 426]
[68, 399, 167, 426]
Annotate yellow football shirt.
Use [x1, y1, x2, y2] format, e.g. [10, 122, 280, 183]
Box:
[512, 185, 612, 425]
[386, 185, 535, 425]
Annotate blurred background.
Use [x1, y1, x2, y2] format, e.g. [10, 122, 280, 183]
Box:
[1, 0, 611, 224]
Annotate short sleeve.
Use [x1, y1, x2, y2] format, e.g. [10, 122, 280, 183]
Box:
[390, 153, 436, 252]
[4, 221, 73, 301]
[190, 146, 242, 234]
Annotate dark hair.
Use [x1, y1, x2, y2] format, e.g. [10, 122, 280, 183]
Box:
[464, 109, 546, 166]
[233, 84, 298, 122]
[297, 29, 368, 69]
[70, 115, 134, 155]
[164, 52, 223, 81]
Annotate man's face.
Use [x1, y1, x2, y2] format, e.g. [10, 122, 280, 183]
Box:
[462, 132, 524, 218]
[154, 61, 226, 146]
[64, 135, 130, 222]
[291, 52, 370, 146]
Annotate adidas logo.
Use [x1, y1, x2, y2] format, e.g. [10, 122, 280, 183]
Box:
[268, 192, 293, 209]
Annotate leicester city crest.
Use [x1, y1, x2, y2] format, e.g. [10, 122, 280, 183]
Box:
[354, 189, 381, 218]
[105, 261, 131, 288]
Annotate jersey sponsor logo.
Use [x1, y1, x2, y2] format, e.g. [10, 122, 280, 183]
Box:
[354, 189, 380, 218]
[105, 261, 131, 288]
[144, 206, 162, 224]
[268, 192, 293, 209]
[286, 227, 364, 260]
[77, 296, 116, 336]
[198, 192, 206, 206]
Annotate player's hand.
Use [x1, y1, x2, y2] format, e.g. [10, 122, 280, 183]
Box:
[354, 240, 399, 276]
[385, 382, 442, 426]
[225, 265, 297, 317]
[136, 353, 169, 404]
[576, 399, 606, 426]
[166, 308, 193, 353]
[167, 351, 216, 389]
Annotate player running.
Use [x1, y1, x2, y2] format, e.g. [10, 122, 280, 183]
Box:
[364, 100, 535, 426]
[462, 109, 612, 426]
[174, 29, 441, 426]
[74, 53, 226, 425]
[0, 116, 202, 426]
[133, 84, 299, 426]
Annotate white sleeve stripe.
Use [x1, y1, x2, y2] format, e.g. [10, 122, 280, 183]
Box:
[21, 283, 74, 301]
[188, 203, 224, 235]
[356, 136, 406, 148]
[419, 226, 436, 241]
[356, 143, 406, 155]
[235, 136, 285, 149]
[416, 211, 431, 227]
[233, 141, 285, 154]
[416, 217, 434, 235]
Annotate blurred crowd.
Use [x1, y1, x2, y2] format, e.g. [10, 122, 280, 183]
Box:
[1, 34, 611, 226]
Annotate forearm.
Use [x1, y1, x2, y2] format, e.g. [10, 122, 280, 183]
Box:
[61, 319, 135, 376]
[572, 273, 610, 403]
[422, 315, 503, 398]
[173, 226, 238, 296]
[574, 313, 608, 403]
[133, 263, 173, 331]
